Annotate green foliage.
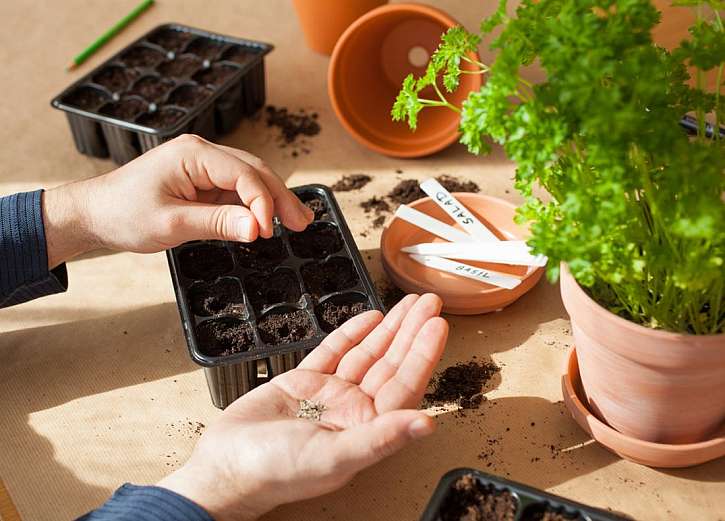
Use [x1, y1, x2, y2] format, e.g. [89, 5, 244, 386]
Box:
[393, 0, 724, 334]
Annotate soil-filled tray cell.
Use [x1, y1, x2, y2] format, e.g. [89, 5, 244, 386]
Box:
[520, 504, 584, 521]
[167, 84, 214, 109]
[62, 86, 111, 111]
[177, 243, 234, 281]
[196, 317, 254, 357]
[440, 475, 517, 521]
[100, 97, 148, 121]
[189, 277, 245, 317]
[289, 222, 343, 259]
[92, 65, 138, 93]
[186, 37, 226, 60]
[258, 308, 315, 346]
[298, 192, 329, 220]
[137, 107, 187, 130]
[221, 45, 257, 66]
[246, 269, 302, 313]
[316, 293, 371, 333]
[301, 257, 359, 298]
[235, 236, 287, 271]
[120, 45, 166, 68]
[193, 64, 240, 88]
[129, 76, 176, 103]
[157, 55, 204, 79]
[147, 28, 194, 53]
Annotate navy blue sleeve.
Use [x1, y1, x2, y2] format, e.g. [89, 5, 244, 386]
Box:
[0, 190, 68, 308]
[77, 484, 214, 521]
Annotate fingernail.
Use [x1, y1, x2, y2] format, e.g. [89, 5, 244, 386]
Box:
[408, 417, 434, 439]
[236, 215, 251, 240]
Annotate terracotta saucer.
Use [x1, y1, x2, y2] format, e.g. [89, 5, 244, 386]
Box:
[380, 194, 544, 315]
[562, 349, 725, 468]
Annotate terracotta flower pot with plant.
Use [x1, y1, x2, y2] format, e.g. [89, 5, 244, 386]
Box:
[392, 0, 724, 447]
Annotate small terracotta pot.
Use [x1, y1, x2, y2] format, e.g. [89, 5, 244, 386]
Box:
[292, 0, 387, 55]
[560, 264, 725, 444]
[328, 3, 482, 157]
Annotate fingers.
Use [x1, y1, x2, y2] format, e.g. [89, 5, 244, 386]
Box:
[359, 294, 443, 397]
[165, 201, 260, 243]
[374, 317, 448, 413]
[334, 294, 419, 384]
[297, 310, 384, 373]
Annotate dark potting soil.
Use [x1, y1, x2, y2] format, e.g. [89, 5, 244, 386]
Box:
[289, 223, 343, 259]
[93, 66, 136, 92]
[376, 279, 406, 310]
[186, 37, 225, 60]
[388, 175, 480, 205]
[100, 98, 148, 120]
[189, 278, 244, 317]
[246, 269, 301, 312]
[521, 508, 584, 521]
[235, 237, 287, 271]
[331, 174, 372, 192]
[158, 55, 203, 79]
[167, 84, 213, 108]
[178, 243, 234, 281]
[120, 46, 165, 68]
[266, 105, 320, 144]
[317, 299, 370, 333]
[440, 474, 517, 521]
[64, 86, 110, 111]
[299, 195, 328, 220]
[301, 257, 359, 298]
[424, 360, 500, 409]
[137, 108, 186, 129]
[372, 215, 386, 229]
[193, 65, 239, 88]
[360, 196, 390, 215]
[196, 317, 254, 356]
[130, 76, 175, 102]
[148, 29, 194, 53]
[258, 309, 314, 345]
[221, 45, 256, 66]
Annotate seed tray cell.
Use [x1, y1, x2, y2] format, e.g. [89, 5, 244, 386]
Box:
[52, 23, 272, 165]
[167, 185, 383, 408]
[420, 469, 629, 521]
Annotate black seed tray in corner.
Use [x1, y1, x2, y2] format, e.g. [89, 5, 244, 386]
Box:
[51, 23, 272, 165]
[167, 185, 384, 409]
[420, 469, 631, 521]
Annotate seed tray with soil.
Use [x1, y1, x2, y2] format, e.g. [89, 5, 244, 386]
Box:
[166, 185, 383, 408]
[51, 23, 272, 164]
[420, 469, 628, 521]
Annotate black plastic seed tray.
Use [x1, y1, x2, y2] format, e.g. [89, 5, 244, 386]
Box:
[167, 185, 384, 408]
[420, 469, 629, 521]
[51, 23, 272, 164]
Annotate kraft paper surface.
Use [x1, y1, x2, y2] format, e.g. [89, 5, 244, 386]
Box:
[0, 1, 723, 520]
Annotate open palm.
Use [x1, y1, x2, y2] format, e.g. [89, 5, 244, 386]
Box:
[160, 294, 448, 521]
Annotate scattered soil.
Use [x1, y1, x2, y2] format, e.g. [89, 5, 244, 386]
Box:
[137, 107, 186, 129]
[196, 317, 254, 356]
[158, 55, 203, 78]
[301, 257, 359, 298]
[331, 174, 371, 192]
[360, 196, 390, 215]
[93, 66, 136, 92]
[246, 269, 301, 312]
[258, 309, 314, 345]
[388, 175, 480, 205]
[372, 215, 386, 229]
[167, 84, 213, 108]
[376, 279, 406, 310]
[289, 223, 343, 258]
[221, 45, 256, 66]
[424, 360, 500, 409]
[317, 297, 370, 333]
[130, 76, 175, 102]
[193, 64, 239, 88]
[64, 86, 110, 110]
[235, 236, 287, 271]
[189, 278, 244, 317]
[148, 29, 193, 53]
[266, 105, 320, 145]
[178, 243, 234, 281]
[521, 507, 583, 521]
[120, 45, 165, 68]
[297, 399, 326, 421]
[186, 37, 225, 60]
[297, 194, 329, 220]
[100, 97, 147, 120]
[440, 475, 517, 521]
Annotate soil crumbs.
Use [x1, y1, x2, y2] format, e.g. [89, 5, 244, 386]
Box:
[424, 360, 500, 410]
[388, 174, 480, 205]
[266, 105, 320, 156]
[360, 196, 390, 215]
[441, 474, 516, 521]
[332, 174, 371, 192]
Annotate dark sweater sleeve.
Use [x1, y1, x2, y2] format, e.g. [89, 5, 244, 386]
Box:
[0, 190, 68, 308]
[77, 484, 214, 521]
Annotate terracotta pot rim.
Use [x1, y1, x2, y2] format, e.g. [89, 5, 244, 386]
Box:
[328, 2, 481, 157]
[561, 263, 724, 341]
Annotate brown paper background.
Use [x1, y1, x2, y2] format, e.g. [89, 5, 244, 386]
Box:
[0, 1, 723, 520]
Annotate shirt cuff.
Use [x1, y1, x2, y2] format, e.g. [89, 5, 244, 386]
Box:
[0, 190, 68, 308]
[76, 484, 214, 521]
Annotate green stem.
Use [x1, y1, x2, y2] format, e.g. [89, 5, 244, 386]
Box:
[419, 98, 461, 113]
[461, 55, 490, 71]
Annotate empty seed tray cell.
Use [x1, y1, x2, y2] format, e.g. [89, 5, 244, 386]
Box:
[167, 185, 383, 408]
[51, 23, 272, 165]
[421, 469, 629, 521]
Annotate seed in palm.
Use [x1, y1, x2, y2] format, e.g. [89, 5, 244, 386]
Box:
[296, 399, 327, 421]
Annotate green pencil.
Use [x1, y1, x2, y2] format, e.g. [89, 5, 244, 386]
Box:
[67, 0, 155, 70]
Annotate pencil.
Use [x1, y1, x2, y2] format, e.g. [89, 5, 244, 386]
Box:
[67, 0, 155, 71]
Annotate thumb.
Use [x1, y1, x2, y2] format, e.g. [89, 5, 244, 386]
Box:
[169, 202, 260, 243]
[330, 410, 435, 474]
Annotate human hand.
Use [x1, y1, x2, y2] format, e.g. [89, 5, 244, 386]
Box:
[158, 294, 448, 521]
[42, 134, 313, 268]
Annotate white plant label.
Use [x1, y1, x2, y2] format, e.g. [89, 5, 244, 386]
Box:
[410, 254, 522, 290]
[395, 205, 475, 243]
[402, 241, 548, 267]
[420, 178, 500, 242]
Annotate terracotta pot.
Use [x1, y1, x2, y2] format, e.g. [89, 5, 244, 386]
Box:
[292, 0, 387, 55]
[560, 264, 725, 444]
[328, 3, 482, 158]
